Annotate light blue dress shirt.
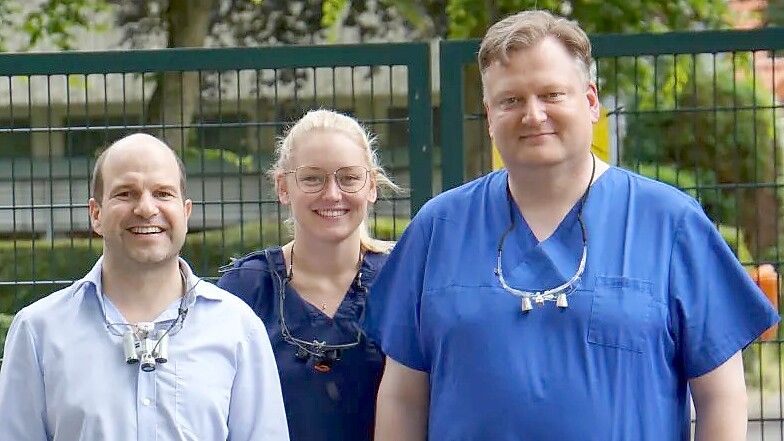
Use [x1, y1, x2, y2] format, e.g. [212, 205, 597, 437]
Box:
[0, 257, 290, 441]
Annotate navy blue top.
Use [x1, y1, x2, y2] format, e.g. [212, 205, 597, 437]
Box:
[367, 167, 780, 441]
[217, 247, 387, 441]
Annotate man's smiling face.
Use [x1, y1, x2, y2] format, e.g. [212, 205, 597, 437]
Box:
[89, 135, 192, 269]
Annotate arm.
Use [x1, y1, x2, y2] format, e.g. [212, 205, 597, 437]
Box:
[227, 319, 289, 441]
[690, 351, 747, 441]
[375, 356, 429, 441]
[0, 313, 49, 440]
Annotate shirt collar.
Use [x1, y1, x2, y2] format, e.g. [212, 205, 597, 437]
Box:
[73, 256, 223, 322]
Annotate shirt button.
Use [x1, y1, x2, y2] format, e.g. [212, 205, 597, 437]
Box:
[142, 398, 152, 406]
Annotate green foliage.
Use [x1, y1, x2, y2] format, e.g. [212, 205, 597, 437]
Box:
[0, 0, 110, 51]
[181, 148, 258, 171]
[622, 53, 780, 257]
[0, 312, 12, 361]
[767, 0, 784, 26]
[441, 0, 728, 39]
[322, 0, 350, 42]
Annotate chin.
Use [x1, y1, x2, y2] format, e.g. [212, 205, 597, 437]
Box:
[128, 251, 179, 266]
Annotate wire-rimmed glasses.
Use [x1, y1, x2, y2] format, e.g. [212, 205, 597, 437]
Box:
[285, 165, 371, 193]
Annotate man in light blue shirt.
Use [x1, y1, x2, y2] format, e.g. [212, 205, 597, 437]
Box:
[0, 133, 289, 440]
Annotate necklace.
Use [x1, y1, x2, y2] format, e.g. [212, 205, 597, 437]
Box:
[288, 243, 363, 314]
[494, 154, 596, 312]
[280, 243, 367, 372]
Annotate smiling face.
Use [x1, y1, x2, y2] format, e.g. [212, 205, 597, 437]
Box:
[276, 129, 377, 246]
[483, 36, 599, 170]
[89, 136, 192, 270]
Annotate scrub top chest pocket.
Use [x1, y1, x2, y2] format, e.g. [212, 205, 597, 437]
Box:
[587, 276, 658, 353]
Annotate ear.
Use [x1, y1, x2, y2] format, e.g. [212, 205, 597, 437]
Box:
[276, 173, 291, 205]
[183, 198, 193, 229]
[88, 198, 103, 236]
[366, 173, 378, 204]
[484, 100, 495, 140]
[586, 82, 600, 124]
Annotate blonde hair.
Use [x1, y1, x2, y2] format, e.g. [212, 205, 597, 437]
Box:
[270, 109, 400, 253]
[478, 10, 592, 84]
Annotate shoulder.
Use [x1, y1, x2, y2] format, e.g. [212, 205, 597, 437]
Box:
[226, 247, 280, 273]
[409, 171, 505, 232]
[362, 250, 391, 283]
[217, 247, 281, 292]
[194, 281, 267, 331]
[12, 280, 92, 330]
[605, 167, 703, 219]
[423, 171, 503, 216]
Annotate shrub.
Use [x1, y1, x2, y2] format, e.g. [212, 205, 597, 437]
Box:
[0, 312, 12, 363]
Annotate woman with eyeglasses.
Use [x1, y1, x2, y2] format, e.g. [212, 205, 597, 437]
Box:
[217, 109, 399, 441]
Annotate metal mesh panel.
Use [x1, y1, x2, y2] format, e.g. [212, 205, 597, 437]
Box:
[0, 44, 432, 316]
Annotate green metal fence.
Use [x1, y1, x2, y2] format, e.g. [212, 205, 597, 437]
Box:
[0, 28, 783, 438]
[0, 43, 432, 313]
[440, 27, 784, 440]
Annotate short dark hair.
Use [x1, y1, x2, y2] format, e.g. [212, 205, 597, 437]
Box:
[90, 134, 188, 203]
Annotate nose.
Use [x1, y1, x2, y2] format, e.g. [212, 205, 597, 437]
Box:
[521, 98, 547, 126]
[133, 191, 160, 219]
[321, 175, 342, 201]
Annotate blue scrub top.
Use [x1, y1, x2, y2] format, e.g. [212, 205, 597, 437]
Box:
[366, 167, 780, 441]
[218, 247, 387, 441]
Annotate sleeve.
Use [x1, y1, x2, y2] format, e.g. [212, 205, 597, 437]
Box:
[0, 311, 50, 440]
[669, 201, 780, 378]
[227, 313, 290, 441]
[365, 212, 432, 372]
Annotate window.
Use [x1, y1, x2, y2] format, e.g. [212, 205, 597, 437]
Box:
[64, 116, 138, 157]
[191, 113, 251, 154]
[0, 119, 32, 158]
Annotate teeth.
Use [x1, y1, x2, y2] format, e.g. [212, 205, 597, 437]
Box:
[316, 209, 348, 218]
[130, 226, 163, 234]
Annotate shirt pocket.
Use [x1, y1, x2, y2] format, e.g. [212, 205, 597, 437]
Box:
[587, 276, 656, 353]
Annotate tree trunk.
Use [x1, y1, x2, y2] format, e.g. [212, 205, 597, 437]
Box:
[145, 0, 217, 152]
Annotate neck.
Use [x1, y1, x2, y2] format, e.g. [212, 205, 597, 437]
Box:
[507, 152, 604, 214]
[283, 234, 362, 279]
[100, 255, 183, 323]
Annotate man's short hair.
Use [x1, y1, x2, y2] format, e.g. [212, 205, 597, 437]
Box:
[90, 134, 188, 203]
[478, 10, 592, 84]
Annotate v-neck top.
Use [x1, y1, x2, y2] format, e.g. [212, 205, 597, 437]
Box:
[366, 167, 779, 441]
[217, 247, 388, 441]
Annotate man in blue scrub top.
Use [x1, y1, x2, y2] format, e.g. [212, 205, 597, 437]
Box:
[0, 133, 289, 440]
[368, 10, 780, 441]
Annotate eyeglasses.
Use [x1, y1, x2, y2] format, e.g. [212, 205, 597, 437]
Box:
[494, 154, 595, 313]
[284, 165, 370, 194]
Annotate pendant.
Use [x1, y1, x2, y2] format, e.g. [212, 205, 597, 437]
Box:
[556, 293, 569, 308]
[534, 293, 545, 305]
[521, 297, 533, 312]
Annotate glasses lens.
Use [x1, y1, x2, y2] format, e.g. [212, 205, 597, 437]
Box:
[335, 166, 368, 193]
[295, 167, 327, 193]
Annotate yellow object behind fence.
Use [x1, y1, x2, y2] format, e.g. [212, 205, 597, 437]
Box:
[491, 107, 610, 169]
